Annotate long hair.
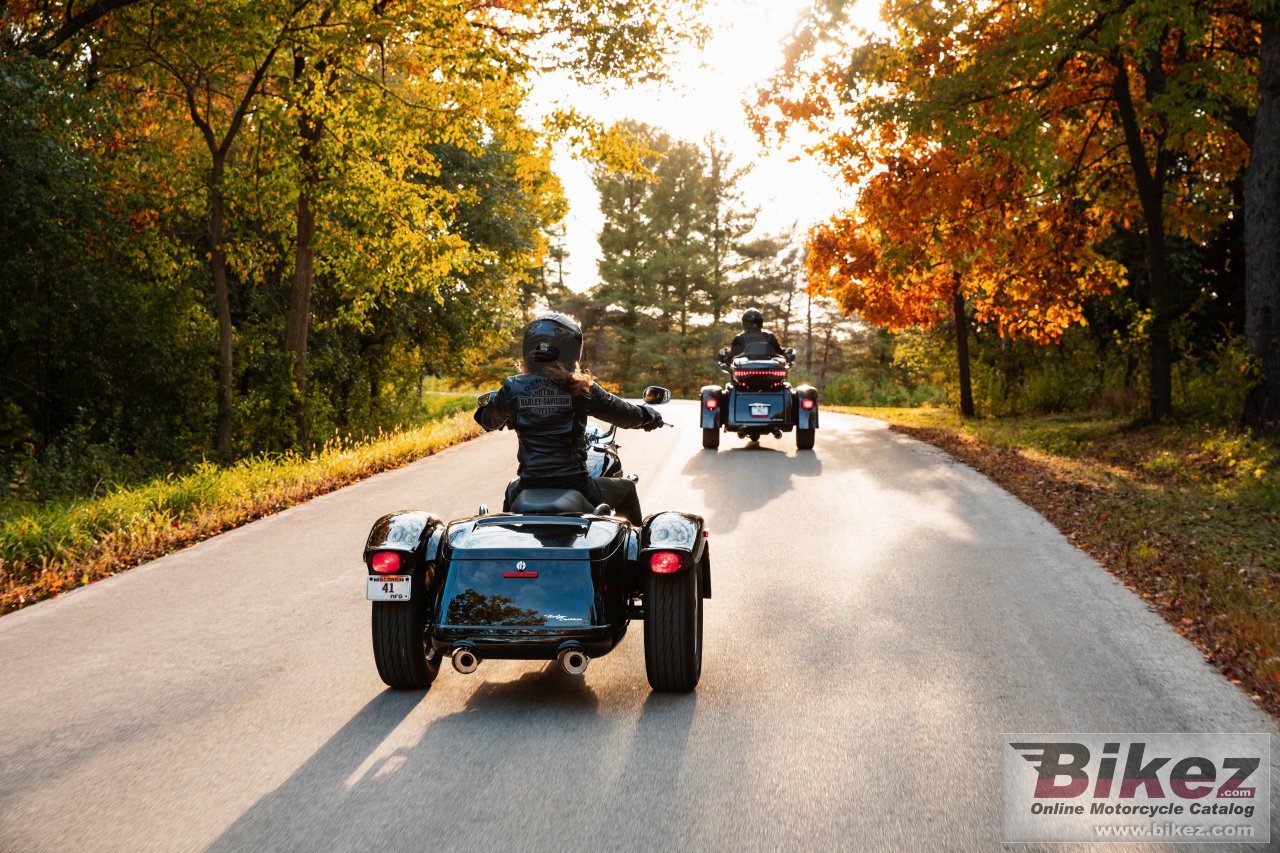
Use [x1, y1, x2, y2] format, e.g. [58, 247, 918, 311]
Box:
[525, 359, 595, 396]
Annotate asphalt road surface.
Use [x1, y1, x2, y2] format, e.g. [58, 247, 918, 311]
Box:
[1, 402, 1275, 852]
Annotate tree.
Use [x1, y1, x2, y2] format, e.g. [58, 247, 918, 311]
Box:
[104, 0, 314, 458]
[1243, 4, 1280, 430]
[756, 0, 1258, 421]
[701, 134, 756, 324]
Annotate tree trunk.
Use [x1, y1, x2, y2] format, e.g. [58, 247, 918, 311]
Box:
[1113, 58, 1174, 421]
[286, 50, 324, 446]
[209, 161, 234, 460]
[287, 187, 315, 441]
[1244, 11, 1280, 431]
[953, 283, 975, 417]
[805, 293, 813, 372]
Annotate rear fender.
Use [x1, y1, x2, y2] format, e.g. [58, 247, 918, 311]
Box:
[795, 385, 819, 429]
[640, 511, 709, 596]
[364, 510, 445, 572]
[699, 385, 723, 429]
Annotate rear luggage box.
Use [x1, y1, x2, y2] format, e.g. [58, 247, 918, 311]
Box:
[731, 389, 790, 425]
[433, 516, 627, 657]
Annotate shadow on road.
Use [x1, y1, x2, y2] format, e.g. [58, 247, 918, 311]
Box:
[206, 689, 427, 853]
[205, 666, 620, 852]
[680, 442, 822, 534]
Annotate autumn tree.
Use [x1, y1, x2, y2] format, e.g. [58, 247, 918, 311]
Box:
[757, 0, 1258, 421]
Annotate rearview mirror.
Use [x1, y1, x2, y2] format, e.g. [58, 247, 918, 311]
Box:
[785, 347, 797, 363]
[642, 386, 671, 405]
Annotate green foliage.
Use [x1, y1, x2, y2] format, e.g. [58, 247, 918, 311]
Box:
[0, 410, 484, 612]
[1, 0, 705, 512]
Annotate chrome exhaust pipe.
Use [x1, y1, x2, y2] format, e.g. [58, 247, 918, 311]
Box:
[557, 647, 589, 676]
[451, 646, 480, 674]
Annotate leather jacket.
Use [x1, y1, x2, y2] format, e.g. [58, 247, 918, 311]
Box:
[474, 372, 657, 480]
[729, 330, 785, 359]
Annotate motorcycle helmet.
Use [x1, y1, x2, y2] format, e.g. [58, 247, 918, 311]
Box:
[522, 312, 583, 370]
[742, 307, 764, 332]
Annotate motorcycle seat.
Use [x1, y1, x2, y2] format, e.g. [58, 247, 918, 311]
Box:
[511, 488, 595, 515]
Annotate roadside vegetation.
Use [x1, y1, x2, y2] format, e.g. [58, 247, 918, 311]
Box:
[838, 405, 1280, 717]
[0, 401, 480, 615]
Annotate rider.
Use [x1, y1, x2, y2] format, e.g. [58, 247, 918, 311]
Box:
[474, 312, 663, 525]
[727, 307, 787, 359]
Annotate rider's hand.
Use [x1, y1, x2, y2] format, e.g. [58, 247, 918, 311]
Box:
[640, 405, 664, 431]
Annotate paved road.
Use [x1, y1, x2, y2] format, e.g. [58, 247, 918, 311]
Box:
[0, 402, 1275, 852]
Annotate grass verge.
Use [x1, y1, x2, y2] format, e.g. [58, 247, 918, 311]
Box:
[835, 406, 1280, 718]
[0, 407, 482, 614]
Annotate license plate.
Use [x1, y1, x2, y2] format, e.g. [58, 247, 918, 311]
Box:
[750, 402, 771, 418]
[367, 575, 412, 601]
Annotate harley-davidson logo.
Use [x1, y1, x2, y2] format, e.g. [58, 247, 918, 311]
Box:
[516, 561, 526, 570]
[518, 383, 571, 416]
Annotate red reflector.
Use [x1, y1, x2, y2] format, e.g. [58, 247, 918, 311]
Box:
[801, 398, 816, 409]
[503, 571, 539, 578]
[705, 398, 718, 409]
[650, 551, 681, 573]
[371, 551, 402, 574]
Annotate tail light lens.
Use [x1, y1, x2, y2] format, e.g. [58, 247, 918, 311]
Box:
[801, 398, 816, 410]
[371, 551, 402, 574]
[649, 551, 681, 573]
[704, 397, 718, 409]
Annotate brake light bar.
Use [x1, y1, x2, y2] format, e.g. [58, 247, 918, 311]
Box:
[732, 370, 787, 377]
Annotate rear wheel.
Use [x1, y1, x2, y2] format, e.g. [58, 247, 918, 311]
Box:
[702, 427, 720, 449]
[644, 559, 703, 692]
[372, 580, 440, 689]
[796, 426, 815, 450]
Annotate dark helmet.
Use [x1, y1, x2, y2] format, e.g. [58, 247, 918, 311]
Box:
[742, 307, 764, 332]
[523, 312, 583, 370]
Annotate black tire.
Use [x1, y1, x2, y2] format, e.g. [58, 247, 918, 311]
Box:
[702, 426, 720, 449]
[644, 560, 703, 692]
[372, 583, 440, 689]
[796, 426, 815, 450]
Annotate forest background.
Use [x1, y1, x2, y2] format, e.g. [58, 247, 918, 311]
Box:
[2, 0, 1278, 509]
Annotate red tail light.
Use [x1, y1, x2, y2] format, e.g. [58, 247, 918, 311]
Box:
[704, 397, 718, 409]
[732, 369, 787, 378]
[649, 551, 681, 573]
[371, 551, 402, 574]
[801, 398, 816, 410]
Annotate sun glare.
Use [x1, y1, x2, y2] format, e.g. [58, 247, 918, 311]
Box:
[529, 0, 882, 292]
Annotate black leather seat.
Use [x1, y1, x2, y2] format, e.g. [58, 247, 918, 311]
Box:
[510, 488, 595, 515]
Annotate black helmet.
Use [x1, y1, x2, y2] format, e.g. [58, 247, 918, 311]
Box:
[742, 307, 764, 332]
[523, 312, 583, 370]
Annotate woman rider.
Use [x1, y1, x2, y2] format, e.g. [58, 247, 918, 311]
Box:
[474, 312, 664, 524]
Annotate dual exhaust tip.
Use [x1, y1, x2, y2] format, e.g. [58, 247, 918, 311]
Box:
[449, 645, 589, 676]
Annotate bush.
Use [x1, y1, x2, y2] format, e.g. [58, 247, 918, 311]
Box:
[1174, 337, 1253, 425]
[822, 372, 942, 407]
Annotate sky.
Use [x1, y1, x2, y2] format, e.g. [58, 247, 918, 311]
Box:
[527, 0, 880, 293]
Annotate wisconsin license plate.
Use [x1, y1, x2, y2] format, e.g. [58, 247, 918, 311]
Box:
[366, 574, 411, 601]
[750, 402, 771, 418]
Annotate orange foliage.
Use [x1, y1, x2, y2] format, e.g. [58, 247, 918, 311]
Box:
[806, 126, 1122, 344]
